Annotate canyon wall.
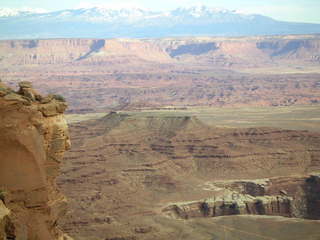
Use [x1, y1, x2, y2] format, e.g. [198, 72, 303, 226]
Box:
[163, 194, 293, 219]
[0, 35, 320, 66]
[163, 175, 320, 220]
[0, 81, 71, 239]
[0, 38, 171, 65]
[158, 36, 320, 65]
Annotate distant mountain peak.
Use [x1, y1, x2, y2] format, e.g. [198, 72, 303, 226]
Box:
[0, 7, 47, 17]
[0, 5, 319, 39]
[175, 5, 232, 14]
[0, 6, 250, 19]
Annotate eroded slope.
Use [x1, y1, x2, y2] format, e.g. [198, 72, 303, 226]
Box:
[58, 112, 320, 239]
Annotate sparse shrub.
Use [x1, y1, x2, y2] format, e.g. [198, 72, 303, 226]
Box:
[52, 94, 66, 102]
[0, 190, 6, 201]
[0, 87, 12, 96]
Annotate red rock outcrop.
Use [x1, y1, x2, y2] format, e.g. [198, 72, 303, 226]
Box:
[0, 81, 71, 239]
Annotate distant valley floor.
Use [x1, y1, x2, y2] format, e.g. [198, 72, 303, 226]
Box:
[59, 107, 320, 239]
[1, 35, 320, 113]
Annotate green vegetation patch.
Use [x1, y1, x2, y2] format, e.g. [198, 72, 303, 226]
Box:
[52, 94, 66, 102]
[0, 190, 6, 202]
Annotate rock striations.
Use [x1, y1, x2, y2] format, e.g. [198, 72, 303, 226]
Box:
[0, 81, 72, 239]
[163, 174, 320, 220]
[1, 36, 320, 66]
[163, 193, 293, 219]
[59, 112, 320, 239]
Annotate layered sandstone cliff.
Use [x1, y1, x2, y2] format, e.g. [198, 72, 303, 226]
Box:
[162, 174, 320, 220]
[153, 35, 320, 65]
[0, 35, 319, 66]
[0, 81, 71, 239]
[0, 39, 171, 65]
[163, 194, 293, 219]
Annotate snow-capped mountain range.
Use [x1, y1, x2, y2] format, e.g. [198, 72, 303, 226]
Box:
[0, 6, 319, 39]
[0, 6, 256, 22]
[0, 7, 47, 17]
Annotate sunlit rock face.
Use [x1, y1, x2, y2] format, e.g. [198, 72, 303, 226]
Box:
[0, 81, 72, 240]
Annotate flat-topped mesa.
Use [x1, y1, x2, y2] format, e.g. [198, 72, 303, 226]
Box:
[0, 81, 72, 239]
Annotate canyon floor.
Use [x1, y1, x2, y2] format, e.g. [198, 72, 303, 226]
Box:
[58, 106, 320, 240]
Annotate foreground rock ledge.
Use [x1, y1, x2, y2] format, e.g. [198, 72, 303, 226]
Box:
[0, 81, 72, 240]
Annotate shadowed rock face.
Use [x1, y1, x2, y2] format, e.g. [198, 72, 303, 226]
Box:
[305, 175, 320, 218]
[0, 82, 71, 240]
[77, 39, 106, 61]
[256, 39, 315, 57]
[169, 42, 218, 57]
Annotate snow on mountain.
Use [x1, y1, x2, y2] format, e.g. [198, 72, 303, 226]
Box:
[0, 7, 47, 17]
[67, 7, 160, 22]
[0, 5, 259, 22]
[0, 5, 319, 39]
[171, 6, 232, 17]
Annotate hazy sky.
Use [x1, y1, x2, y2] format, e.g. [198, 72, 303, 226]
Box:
[1, 0, 320, 23]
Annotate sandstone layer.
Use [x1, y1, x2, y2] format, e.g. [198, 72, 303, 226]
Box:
[163, 174, 320, 220]
[0, 35, 319, 66]
[0, 81, 71, 239]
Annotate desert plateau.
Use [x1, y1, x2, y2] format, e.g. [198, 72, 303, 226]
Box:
[1, 4, 320, 239]
[1, 36, 320, 113]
